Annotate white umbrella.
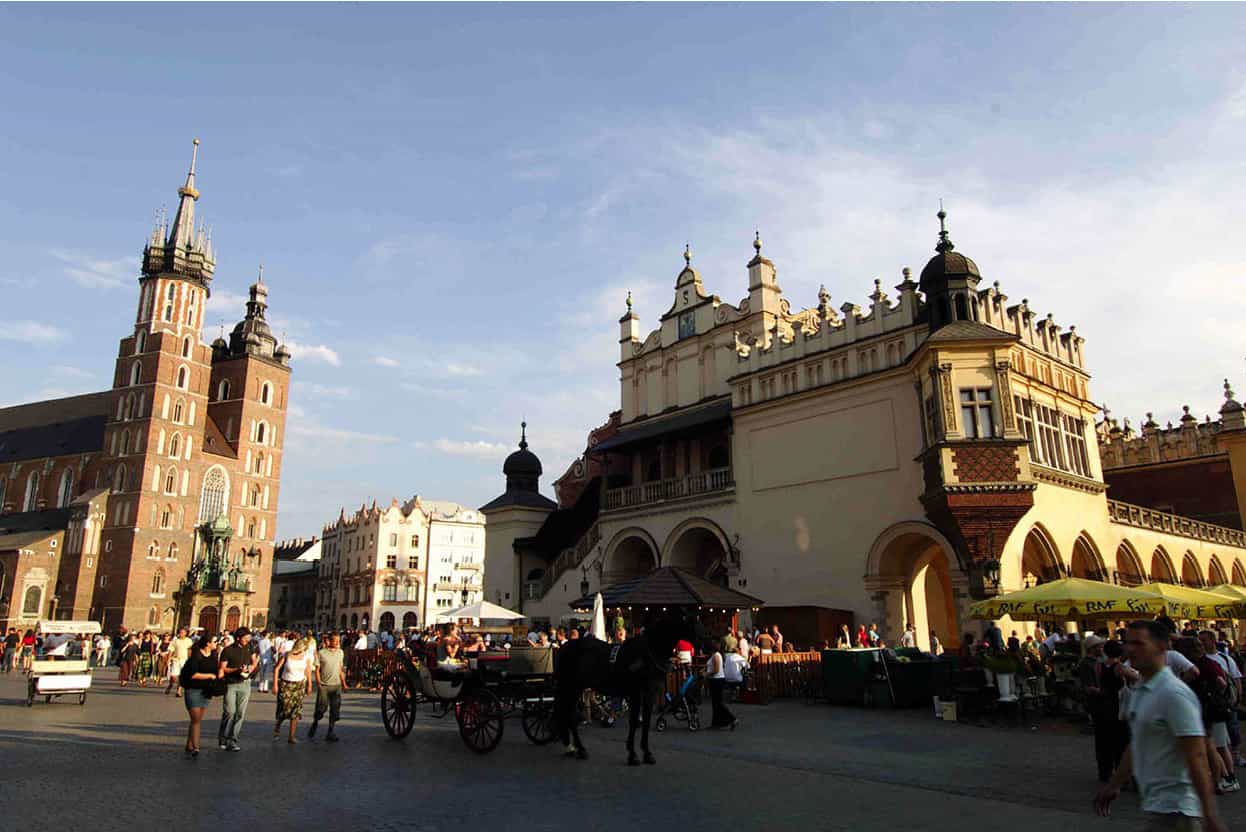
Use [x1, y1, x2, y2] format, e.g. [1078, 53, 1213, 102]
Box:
[591, 592, 606, 639]
[435, 599, 527, 624]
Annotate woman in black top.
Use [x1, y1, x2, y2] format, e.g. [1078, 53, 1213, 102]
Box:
[118, 637, 139, 687]
[179, 635, 220, 758]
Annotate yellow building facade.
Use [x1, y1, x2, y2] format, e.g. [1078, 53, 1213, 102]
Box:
[483, 215, 1246, 649]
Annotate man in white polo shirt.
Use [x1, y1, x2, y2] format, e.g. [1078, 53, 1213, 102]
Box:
[1096, 619, 1223, 831]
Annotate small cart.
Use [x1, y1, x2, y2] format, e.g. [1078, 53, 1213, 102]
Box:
[26, 620, 100, 707]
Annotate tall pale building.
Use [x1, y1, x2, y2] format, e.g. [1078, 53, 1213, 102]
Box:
[484, 217, 1246, 646]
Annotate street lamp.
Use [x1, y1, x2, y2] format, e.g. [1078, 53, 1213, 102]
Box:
[460, 578, 470, 607]
[983, 559, 1001, 587]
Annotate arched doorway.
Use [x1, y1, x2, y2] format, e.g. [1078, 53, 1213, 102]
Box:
[1115, 542, 1145, 586]
[603, 531, 658, 585]
[402, 611, 418, 630]
[225, 606, 241, 633]
[198, 605, 219, 634]
[1181, 552, 1203, 588]
[1070, 534, 1105, 581]
[350, 613, 358, 630]
[1234, 560, 1246, 587]
[1150, 548, 1176, 583]
[664, 521, 730, 584]
[1209, 556, 1228, 587]
[866, 523, 960, 652]
[1021, 526, 1062, 586]
[379, 612, 395, 633]
[340, 614, 348, 630]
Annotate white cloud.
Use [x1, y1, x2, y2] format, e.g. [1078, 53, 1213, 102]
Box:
[374, 356, 401, 368]
[302, 383, 357, 400]
[51, 364, 92, 378]
[49, 249, 132, 290]
[283, 340, 341, 366]
[1, 320, 68, 344]
[205, 288, 250, 315]
[399, 382, 465, 400]
[431, 438, 511, 459]
[444, 362, 483, 378]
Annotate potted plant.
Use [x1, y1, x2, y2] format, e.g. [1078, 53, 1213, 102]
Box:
[981, 652, 1022, 702]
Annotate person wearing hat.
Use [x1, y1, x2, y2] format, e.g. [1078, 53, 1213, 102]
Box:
[217, 627, 256, 752]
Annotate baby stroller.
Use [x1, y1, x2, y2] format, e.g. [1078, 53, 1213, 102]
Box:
[654, 670, 701, 732]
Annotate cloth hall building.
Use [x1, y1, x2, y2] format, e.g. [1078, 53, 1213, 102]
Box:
[0, 142, 291, 634]
[483, 218, 1246, 648]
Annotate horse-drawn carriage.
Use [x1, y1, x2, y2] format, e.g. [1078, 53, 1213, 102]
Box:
[380, 644, 559, 754]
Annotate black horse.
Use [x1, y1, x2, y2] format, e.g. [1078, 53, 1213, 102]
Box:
[553, 616, 694, 766]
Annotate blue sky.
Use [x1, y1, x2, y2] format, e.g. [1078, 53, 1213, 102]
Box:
[3, 4, 1246, 540]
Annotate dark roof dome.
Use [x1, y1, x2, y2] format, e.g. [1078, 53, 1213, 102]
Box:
[503, 422, 542, 481]
[918, 207, 981, 293]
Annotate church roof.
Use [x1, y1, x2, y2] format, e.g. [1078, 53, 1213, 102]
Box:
[0, 507, 73, 536]
[201, 415, 237, 459]
[0, 391, 111, 433]
[0, 413, 106, 464]
[0, 529, 58, 552]
[513, 478, 600, 561]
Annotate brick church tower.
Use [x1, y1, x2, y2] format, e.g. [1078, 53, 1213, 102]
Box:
[90, 140, 291, 633]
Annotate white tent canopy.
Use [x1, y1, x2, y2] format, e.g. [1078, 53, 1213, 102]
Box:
[434, 600, 527, 624]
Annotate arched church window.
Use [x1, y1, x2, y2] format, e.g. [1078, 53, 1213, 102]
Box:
[182, 336, 191, 358]
[254, 452, 265, 475]
[198, 467, 228, 523]
[111, 465, 126, 495]
[168, 542, 178, 561]
[130, 362, 142, 387]
[148, 541, 159, 558]
[256, 422, 266, 444]
[164, 284, 175, 321]
[57, 469, 74, 508]
[173, 400, 184, 424]
[261, 382, 271, 405]
[176, 366, 188, 389]
[136, 330, 146, 354]
[152, 569, 165, 595]
[169, 433, 181, 458]
[185, 291, 196, 327]
[218, 379, 231, 401]
[161, 505, 172, 529]
[954, 294, 969, 322]
[164, 467, 177, 495]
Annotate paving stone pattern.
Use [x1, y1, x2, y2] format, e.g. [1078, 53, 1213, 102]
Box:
[1, 672, 1242, 830]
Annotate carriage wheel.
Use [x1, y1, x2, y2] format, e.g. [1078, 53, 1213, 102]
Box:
[381, 672, 417, 739]
[655, 717, 667, 732]
[521, 699, 558, 745]
[457, 689, 504, 754]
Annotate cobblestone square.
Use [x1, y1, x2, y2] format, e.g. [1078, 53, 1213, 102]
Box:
[4, 672, 1243, 830]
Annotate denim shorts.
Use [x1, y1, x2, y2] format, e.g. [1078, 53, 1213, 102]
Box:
[183, 688, 211, 710]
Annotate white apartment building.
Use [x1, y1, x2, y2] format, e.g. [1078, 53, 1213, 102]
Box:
[423, 501, 486, 623]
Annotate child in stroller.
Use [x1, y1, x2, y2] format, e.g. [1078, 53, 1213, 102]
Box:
[654, 668, 702, 732]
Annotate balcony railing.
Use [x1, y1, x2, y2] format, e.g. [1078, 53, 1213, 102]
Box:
[434, 581, 482, 592]
[604, 467, 734, 512]
[454, 562, 482, 572]
[538, 522, 602, 600]
[1107, 499, 1246, 549]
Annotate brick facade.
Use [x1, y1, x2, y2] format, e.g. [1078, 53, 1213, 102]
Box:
[0, 144, 291, 633]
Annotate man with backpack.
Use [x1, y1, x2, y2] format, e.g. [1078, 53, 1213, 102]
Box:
[1201, 631, 1244, 768]
[1178, 636, 1239, 794]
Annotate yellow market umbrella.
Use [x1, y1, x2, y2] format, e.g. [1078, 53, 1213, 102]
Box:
[967, 577, 1165, 621]
[1206, 584, 1246, 602]
[1134, 582, 1244, 620]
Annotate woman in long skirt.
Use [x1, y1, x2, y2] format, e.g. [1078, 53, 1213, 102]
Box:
[136, 630, 155, 686]
[273, 639, 313, 744]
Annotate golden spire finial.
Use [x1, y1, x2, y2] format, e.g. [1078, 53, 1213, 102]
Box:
[683, 242, 691, 267]
[190, 138, 200, 175]
[753, 229, 762, 256]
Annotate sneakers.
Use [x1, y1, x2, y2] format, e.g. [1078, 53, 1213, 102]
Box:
[218, 741, 227, 750]
[307, 720, 318, 739]
[226, 742, 241, 752]
[1218, 776, 1240, 794]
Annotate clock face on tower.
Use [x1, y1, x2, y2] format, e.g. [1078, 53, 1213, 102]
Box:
[678, 310, 696, 340]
